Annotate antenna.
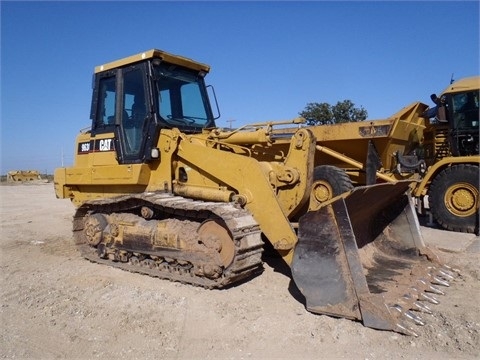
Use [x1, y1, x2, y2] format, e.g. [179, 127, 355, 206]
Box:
[450, 73, 455, 84]
[227, 118, 236, 129]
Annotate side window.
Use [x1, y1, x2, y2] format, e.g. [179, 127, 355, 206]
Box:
[452, 91, 479, 128]
[181, 83, 207, 122]
[159, 88, 172, 119]
[95, 76, 116, 129]
[152, 63, 215, 130]
[157, 79, 208, 127]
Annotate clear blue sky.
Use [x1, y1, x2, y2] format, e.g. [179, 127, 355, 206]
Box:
[1, 1, 479, 174]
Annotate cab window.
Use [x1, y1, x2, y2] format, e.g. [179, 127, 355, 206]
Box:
[95, 76, 116, 129]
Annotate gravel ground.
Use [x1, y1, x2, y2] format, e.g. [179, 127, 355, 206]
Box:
[0, 184, 478, 359]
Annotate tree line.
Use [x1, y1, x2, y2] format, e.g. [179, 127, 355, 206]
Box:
[299, 100, 367, 125]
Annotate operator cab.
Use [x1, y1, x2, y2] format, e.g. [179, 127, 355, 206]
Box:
[90, 49, 217, 164]
[427, 78, 479, 156]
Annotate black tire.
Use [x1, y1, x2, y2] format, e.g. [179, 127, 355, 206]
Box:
[429, 164, 479, 234]
[312, 165, 353, 203]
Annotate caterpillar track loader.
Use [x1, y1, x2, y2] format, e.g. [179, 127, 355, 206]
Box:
[6, 170, 43, 183]
[54, 49, 456, 336]
[305, 76, 479, 234]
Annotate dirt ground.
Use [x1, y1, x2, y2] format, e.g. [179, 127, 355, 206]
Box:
[0, 184, 479, 359]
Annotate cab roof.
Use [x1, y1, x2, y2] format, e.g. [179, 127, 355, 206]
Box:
[94, 49, 211, 74]
[442, 76, 480, 95]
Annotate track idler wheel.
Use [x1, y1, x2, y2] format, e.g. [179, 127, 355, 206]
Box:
[198, 219, 235, 268]
[196, 219, 236, 279]
[84, 214, 108, 246]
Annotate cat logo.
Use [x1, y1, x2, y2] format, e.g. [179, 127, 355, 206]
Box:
[99, 139, 112, 151]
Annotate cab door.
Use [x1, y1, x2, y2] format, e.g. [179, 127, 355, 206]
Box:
[89, 70, 117, 167]
[114, 64, 151, 163]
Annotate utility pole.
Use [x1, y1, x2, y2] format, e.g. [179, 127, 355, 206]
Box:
[227, 119, 236, 129]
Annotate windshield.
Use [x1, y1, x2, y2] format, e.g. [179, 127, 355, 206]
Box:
[154, 63, 215, 131]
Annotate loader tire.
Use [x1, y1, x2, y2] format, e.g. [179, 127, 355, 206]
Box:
[429, 164, 479, 234]
[312, 165, 354, 203]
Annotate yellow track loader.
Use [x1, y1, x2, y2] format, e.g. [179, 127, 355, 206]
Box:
[7, 170, 43, 183]
[54, 49, 456, 336]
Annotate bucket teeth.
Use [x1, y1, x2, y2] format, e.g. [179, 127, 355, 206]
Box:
[392, 305, 425, 326]
[416, 277, 448, 293]
[387, 265, 453, 335]
[415, 273, 450, 288]
[405, 310, 425, 326]
[413, 278, 445, 295]
[395, 323, 419, 337]
[428, 284, 446, 295]
[401, 293, 434, 314]
[442, 264, 461, 275]
[438, 269, 455, 280]
[430, 275, 450, 287]
[427, 265, 456, 280]
[391, 304, 404, 313]
[401, 293, 415, 303]
[413, 301, 433, 314]
[419, 291, 440, 304]
[408, 285, 441, 304]
[416, 279, 428, 288]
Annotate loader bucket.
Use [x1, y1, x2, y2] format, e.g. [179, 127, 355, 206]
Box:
[291, 181, 455, 336]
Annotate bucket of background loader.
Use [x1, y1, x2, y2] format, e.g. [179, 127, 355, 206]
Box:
[291, 181, 456, 336]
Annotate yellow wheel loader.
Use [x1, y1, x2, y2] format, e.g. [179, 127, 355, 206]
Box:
[307, 77, 479, 234]
[54, 49, 456, 336]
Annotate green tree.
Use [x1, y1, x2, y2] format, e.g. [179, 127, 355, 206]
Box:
[299, 100, 368, 126]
